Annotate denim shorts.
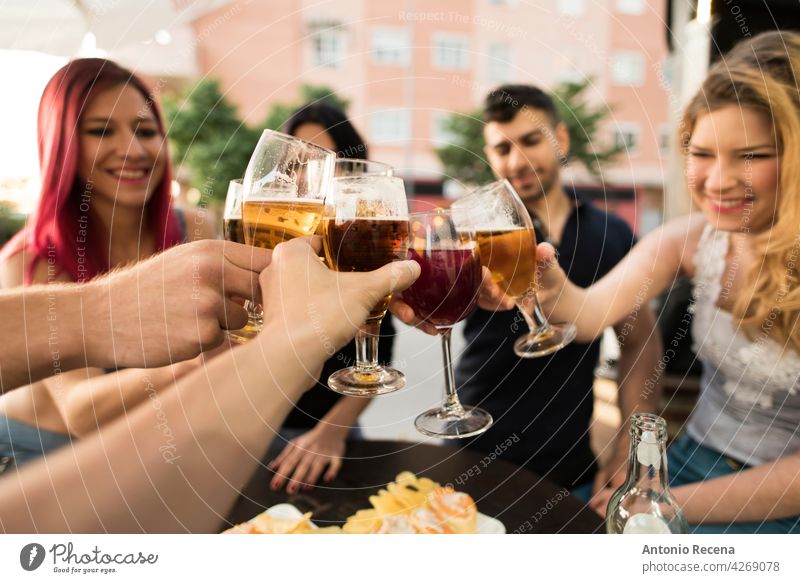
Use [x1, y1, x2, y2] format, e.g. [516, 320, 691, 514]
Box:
[0, 415, 72, 472]
[666, 433, 799, 534]
[572, 434, 800, 534]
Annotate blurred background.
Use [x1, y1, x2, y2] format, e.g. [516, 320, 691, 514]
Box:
[1, 0, 797, 442]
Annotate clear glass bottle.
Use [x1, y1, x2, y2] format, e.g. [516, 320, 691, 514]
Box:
[606, 413, 688, 534]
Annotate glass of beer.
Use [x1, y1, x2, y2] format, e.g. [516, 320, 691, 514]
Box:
[335, 158, 393, 177]
[401, 210, 493, 438]
[223, 179, 260, 344]
[315, 159, 394, 237]
[451, 179, 576, 357]
[240, 130, 335, 333]
[323, 175, 410, 396]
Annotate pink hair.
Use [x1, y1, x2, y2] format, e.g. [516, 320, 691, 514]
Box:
[1, 58, 182, 284]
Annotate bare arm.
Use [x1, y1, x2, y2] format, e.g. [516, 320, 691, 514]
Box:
[0, 237, 420, 533]
[54, 360, 201, 437]
[674, 452, 800, 523]
[0, 325, 311, 533]
[0, 241, 269, 393]
[537, 215, 704, 342]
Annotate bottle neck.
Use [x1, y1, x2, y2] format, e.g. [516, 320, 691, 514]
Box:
[625, 423, 670, 492]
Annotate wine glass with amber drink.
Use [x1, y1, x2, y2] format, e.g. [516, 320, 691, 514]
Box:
[451, 179, 576, 358]
[223, 178, 259, 343]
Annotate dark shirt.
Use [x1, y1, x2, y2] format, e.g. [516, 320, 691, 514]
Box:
[283, 315, 395, 429]
[455, 191, 635, 488]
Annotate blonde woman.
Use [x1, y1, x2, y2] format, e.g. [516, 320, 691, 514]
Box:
[536, 31, 800, 533]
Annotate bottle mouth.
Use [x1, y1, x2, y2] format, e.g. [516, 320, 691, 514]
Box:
[630, 412, 667, 436]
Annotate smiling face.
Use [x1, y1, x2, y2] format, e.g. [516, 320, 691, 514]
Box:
[76, 83, 166, 209]
[483, 108, 569, 204]
[686, 105, 780, 233]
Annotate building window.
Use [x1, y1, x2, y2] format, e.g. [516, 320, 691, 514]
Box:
[613, 123, 641, 154]
[432, 113, 459, 146]
[557, 0, 585, 17]
[658, 125, 672, 157]
[371, 27, 410, 65]
[371, 110, 411, 144]
[610, 51, 645, 86]
[311, 27, 345, 68]
[556, 52, 584, 84]
[487, 43, 512, 82]
[432, 34, 470, 70]
[615, 0, 646, 14]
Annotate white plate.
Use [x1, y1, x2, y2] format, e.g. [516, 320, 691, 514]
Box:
[264, 504, 506, 534]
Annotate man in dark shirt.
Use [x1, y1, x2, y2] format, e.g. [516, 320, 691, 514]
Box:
[455, 85, 662, 494]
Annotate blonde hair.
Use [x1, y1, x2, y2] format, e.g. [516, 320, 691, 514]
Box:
[681, 31, 800, 353]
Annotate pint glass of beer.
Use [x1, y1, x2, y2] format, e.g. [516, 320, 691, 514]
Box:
[322, 175, 410, 396]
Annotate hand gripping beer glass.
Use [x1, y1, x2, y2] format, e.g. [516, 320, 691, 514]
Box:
[451, 179, 576, 357]
[223, 178, 260, 343]
[241, 130, 336, 333]
[323, 175, 410, 396]
[401, 210, 493, 438]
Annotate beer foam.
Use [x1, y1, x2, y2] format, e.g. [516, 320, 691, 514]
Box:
[329, 215, 408, 221]
[245, 197, 324, 205]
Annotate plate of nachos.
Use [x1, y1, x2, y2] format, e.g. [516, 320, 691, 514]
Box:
[223, 472, 504, 535]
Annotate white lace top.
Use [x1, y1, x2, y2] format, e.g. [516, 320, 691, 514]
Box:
[686, 225, 800, 465]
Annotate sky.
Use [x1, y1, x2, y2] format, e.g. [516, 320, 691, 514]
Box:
[0, 49, 66, 212]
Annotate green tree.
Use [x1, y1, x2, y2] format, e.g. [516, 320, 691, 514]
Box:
[553, 79, 624, 175]
[435, 78, 623, 184]
[165, 81, 350, 202]
[0, 201, 25, 246]
[164, 79, 260, 203]
[435, 111, 494, 185]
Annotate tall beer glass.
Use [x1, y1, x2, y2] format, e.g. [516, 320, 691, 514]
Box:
[322, 175, 409, 396]
[451, 179, 576, 357]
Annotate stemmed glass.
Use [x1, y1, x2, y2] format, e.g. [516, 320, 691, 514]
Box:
[451, 179, 576, 358]
[223, 178, 259, 344]
[401, 210, 493, 438]
[315, 159, 393, 237]
[241, 130, 336, 333]
[322, 175, 409, 396]
[334, 158, 393, 177]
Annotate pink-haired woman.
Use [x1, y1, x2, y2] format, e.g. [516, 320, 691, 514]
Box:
[0, 58, 215, 470]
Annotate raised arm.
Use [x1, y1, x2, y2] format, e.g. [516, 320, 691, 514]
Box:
[536, 214, 704, 342]
[0, 240, 269, 393]
[0, 237, 420, 533]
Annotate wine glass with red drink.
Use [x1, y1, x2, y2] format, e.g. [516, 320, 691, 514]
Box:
[401, 210, 493, 438]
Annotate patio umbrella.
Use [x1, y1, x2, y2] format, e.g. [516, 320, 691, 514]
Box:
[0, 0, 222, 58]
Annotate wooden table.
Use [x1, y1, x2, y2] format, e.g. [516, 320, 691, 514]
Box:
[227, 440, 604, 534]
